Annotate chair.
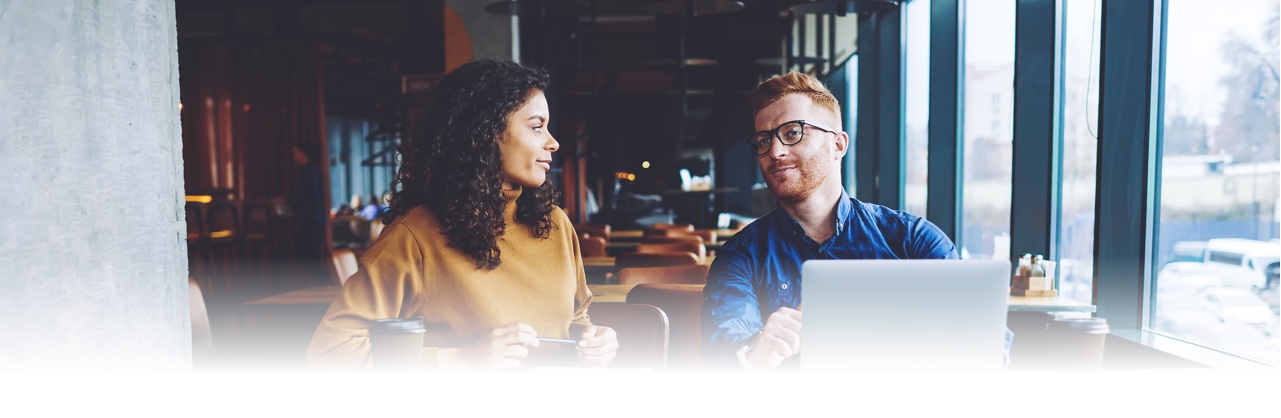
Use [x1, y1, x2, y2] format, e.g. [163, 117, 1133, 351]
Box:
[617, 265, 710, 286]
[644, 228, 695, 239]
[650, 223, 694, 232]
[369, 219, 386, 243]
[587, 303, 669, 370]
[330, 217, 355, 248]
[205, 201, 242, 290]
[206, 201, 241, 249]
[184, 202, 210, 269]
[690, 229, 718, 243]
[575, 223, 611, 241]
[614, 252, 699, 269]
[636, 241, 706, 262]
[242, 199, 274, 259]
[188, 277, 213, 362]
[349, 216, 372, 246]
[330, 248, 359, 286]
[626, 283, 706, 370]
[580, 235, 607, 257]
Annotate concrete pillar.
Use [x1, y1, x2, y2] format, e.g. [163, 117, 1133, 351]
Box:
[0, 0, 188, 369]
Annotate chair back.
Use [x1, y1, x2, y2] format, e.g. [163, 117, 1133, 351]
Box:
[575, 223, 611, 241]
[369, 219, 386, 243]
[650, 223, 694, 232]
[331, 248, 359, 285]
[615, 252, 699, 269]
[586, 303, 669, 370]
[636, 241, 705, 262]
[617, 265, 710, 285]
[690, 229, 718, 243]
[188, 277, 212, 358]
[206, 201, 240, 241]
[349, 217, 372, 245]
[579, 235, 607, 257]
[626, 284, 706, 370]
[644, 228, 697, 239]
[184, 202, 207, 242]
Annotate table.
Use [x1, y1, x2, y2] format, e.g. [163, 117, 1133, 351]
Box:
[586, 284, 1097, 313]
[605, 240, 728, 254]
[609, 228, 741, 242]
[242, 284, 1095, 313]
[582, 255, 717, 284]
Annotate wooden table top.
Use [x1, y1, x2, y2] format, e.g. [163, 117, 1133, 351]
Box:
[243, 284, 1096, 313]
[582, 255, 716, 267]
[608, 228, 741, 241]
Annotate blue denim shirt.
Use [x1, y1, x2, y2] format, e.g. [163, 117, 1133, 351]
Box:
[701, 191, 1012, 368]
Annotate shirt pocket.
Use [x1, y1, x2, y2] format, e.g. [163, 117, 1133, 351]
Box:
[762, 281, 796, 311]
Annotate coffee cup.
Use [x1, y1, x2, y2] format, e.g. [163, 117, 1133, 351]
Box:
[369, 317, 426, 370]
[1048, 317, 1109, 370]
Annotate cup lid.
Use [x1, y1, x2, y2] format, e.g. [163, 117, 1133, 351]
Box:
[1053, 317, 1109, 332]
[369, 317, 426, 334]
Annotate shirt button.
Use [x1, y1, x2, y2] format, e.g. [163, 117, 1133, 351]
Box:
[781, 283, 788, 290]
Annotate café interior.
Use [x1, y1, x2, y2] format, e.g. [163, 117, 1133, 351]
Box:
[4, 0, 1279, 379]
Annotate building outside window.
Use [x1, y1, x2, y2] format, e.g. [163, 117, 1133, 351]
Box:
[1152, 0, 1279, 366]
[961, 0, 1014, 260]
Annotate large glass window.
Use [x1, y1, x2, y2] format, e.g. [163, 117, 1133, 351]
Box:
[327, 115, 396, 214]
[1152, 0, 1279, 365]
[903, 0, 930, 217]
[961, 0, 1014, 260]
[1057, 0, 1101, 303]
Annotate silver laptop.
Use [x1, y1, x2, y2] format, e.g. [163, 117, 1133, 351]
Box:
[800, 259, 1010, 371]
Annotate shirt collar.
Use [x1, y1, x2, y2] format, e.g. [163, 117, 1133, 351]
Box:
[775, 188, 854, 239]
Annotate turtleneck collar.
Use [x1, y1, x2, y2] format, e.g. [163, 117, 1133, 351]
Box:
[502, 186, 522, 222]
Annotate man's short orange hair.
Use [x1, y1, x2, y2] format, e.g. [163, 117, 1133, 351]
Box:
[747, 72, 842, 129]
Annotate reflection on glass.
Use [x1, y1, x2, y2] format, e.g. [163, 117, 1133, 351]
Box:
[904, 0, 930, 218]
[1152, 0, 1279, 365]
[1058, 0, 1100, 303]
[961, 0, 1014, 260]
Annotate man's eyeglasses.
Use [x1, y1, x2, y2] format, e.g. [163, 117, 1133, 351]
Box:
[745, 120, 839, 156]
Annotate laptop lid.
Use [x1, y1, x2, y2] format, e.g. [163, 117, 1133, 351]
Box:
[800, 259, 1010, 371]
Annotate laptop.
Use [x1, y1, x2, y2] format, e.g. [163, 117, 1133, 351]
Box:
[800, 259, 1010, 371]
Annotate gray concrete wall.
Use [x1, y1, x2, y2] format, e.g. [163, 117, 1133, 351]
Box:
[0, 0, 189, 369]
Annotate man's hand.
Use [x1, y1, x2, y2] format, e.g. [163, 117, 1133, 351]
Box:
[576, 325, 619, 367]
[745, 307, 802, 371]
[461, 322, 539, 370]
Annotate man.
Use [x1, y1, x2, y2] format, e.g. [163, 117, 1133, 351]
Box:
[702, 72, 1007, 371]
[289, 143, 327, 262]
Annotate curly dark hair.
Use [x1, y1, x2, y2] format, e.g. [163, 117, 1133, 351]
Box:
[384, 60, 560, 270]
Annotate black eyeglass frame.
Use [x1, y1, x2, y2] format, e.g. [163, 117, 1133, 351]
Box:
[745, 119, 840, 156]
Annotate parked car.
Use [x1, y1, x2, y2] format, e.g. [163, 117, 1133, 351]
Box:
[1157, 262, 1224, 297]
[1198, 239, 1281, 291]
[1196, 287, 1275, 333]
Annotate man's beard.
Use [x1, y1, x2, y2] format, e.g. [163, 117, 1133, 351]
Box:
[763, 152, 830, 204]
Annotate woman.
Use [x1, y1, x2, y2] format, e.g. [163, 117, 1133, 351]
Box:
[306, 60, 617, 370]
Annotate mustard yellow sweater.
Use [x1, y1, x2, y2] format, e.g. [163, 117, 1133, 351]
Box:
[305, 187, 592, 369]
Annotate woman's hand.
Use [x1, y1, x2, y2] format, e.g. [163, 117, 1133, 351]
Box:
[576, 325, 618, 367]
[461, 322, 539, 370]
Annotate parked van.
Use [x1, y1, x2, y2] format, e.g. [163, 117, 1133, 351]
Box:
[1199, 239, 1281, 291]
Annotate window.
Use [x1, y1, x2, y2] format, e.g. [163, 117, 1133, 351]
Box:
[1057, 0, 1101, 303]
[1152, 0, 1279, 366]
[903, 0, 930, 217]
[961, 0, 1014, 260]
[327, 115, 396, 215]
